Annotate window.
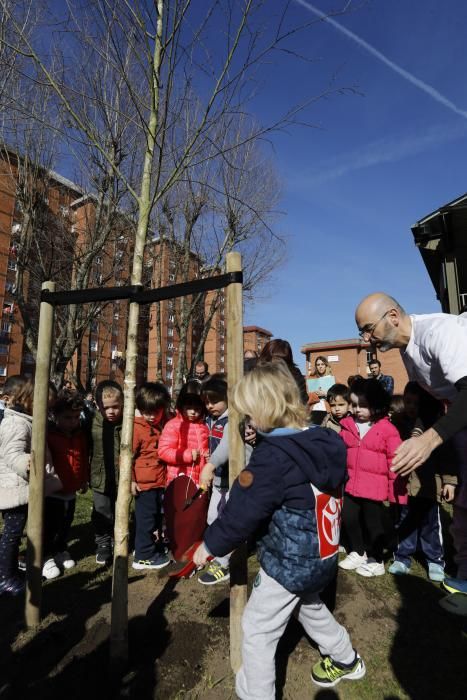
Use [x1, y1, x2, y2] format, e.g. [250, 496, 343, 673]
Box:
[220, 355, 224, 363]
[166, 370, 173, 380]
[167, 328, 174, 337]
[114, 312, 119, 320]
[0, 367, 6, 377]
[91, 320, 99, 332]
[169, 259, 176, 269]
[168, 314, 175, 322]
[1, 322, 11, 333]
[167, 342, 174, 350]
[0, 344, 8, 354]
[90, 340, 98, 352]
[166, 357, 173, 366]
[366, 350, 375, 364]
[3, 303, 14, 315]
[169, 273, 175, 282]
[23, 353, 34, 364]
[5, 281, 15, 293]
[7, 260, 17, 271]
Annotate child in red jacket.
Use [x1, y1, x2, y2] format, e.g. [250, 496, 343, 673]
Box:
[338, 378, 406, 578]
[46, 391, 88, 577]
[158, 386, 209, 487]
[158, 384, 209, 560]
[131, 382, 171, 570]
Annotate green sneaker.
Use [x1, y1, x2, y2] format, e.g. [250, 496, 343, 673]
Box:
[311, 653, 366, 688]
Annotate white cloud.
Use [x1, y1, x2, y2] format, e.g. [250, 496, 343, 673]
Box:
[295, 0, 467, 119]
[292, 122, 467, 187]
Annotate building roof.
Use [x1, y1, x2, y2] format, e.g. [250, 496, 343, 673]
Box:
[411, 191, 467, 299]
[301, 337, 371, 354]
[243, 325, 273, 337]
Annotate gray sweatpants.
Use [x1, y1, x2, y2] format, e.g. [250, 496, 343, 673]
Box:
[207, 485, 230, 568]
[236, 568, 355, 700]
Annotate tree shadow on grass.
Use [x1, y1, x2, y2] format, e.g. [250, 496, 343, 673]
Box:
[390, 574, 467, 700]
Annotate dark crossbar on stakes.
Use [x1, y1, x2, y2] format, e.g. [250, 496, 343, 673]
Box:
[40, 271, 243, 307]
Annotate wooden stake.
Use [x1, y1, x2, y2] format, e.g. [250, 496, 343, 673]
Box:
[25, 280, 55, 628]
[226, 252, 247, 673]
[110, 300, 139, 668]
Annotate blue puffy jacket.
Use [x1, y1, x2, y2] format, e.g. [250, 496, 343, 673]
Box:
[204, 425, 347, 593]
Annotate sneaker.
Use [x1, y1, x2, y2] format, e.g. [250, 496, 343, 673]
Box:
[356, 560, 385, 577]
[442, 576, 467, 595]
[42, 558, 61, 580]
[95, 547, 113, 566]
[198, 561, 230, 585]
[0, 574, 25, 596]
[311, 652, 366, 688]
[55, 551, 76, 570]
[428, 563, 445, 582]
[388, 560, 410, 576]
[132, 553, 171, 570]
[338, 552, 367, 571]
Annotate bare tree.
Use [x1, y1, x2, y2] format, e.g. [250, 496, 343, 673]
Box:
[0, 0, 356, 659]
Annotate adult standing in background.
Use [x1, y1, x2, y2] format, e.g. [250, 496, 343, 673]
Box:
[307, 356, 335, 424]
[192, 361, 210, 384]
[368, 359, 394, 396]
[259, 339, 308, 405]
[355, 291, 467, 594]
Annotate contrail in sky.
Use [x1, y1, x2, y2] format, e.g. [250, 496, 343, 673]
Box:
[294, 0, 467, 120]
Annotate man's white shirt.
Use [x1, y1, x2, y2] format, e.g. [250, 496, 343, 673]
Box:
[401, 313, 467, 402]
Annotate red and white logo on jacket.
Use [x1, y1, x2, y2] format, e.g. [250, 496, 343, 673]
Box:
[311, 484, 343, 560]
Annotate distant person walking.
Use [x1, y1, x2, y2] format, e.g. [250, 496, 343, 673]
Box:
[368, 359, 394, 396]
[355, 292, 467, 594]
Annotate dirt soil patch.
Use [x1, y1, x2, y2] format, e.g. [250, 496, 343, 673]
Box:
[1, 496, 466, 699]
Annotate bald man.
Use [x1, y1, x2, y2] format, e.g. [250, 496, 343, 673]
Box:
[355, 292, 467, 593]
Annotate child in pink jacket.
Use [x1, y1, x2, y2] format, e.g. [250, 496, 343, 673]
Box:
[338, 378, 406, 578]
[158, 388, 209, 487]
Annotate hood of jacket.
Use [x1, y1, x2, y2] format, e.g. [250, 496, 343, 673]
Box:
[261, 426, 347, 492]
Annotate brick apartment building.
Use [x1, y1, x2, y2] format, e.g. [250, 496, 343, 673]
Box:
[301, 338, 409, 394]
[243, 325, 272, 356]
[0, 150, 229, 392]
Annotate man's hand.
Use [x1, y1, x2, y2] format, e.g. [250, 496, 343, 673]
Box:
[200, 462, 216, 489]
[193, 541, 210, 567]
[131, 481, 141, 497]
[442, 483, 456, 502]
[391, 428, 443, 476]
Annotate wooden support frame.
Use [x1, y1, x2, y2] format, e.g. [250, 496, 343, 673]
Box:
[24, 254, 246, 671]
[25, 281, 56, 627]
[226, 253, 247, 672]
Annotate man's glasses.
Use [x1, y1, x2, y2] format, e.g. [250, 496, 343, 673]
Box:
[358, 310, 390, 339]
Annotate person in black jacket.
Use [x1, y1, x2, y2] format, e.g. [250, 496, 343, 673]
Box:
[194, 361, 365, 696]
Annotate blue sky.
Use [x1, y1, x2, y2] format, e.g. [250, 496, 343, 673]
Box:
[242, 0, 467, 365]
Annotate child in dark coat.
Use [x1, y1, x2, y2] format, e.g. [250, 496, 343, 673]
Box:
[194, 361, 365, 696]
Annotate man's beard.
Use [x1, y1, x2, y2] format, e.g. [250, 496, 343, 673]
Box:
[376, 324, 399, 352]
